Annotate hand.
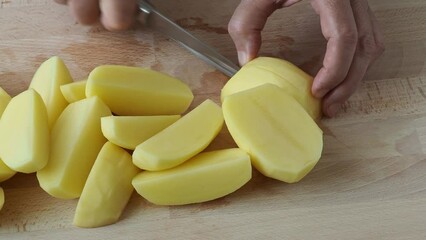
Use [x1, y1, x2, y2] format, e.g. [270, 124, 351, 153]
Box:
[55, 0, 137, 31]
[228, 0, 385, 117]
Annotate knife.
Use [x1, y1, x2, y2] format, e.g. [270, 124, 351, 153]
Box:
[139, 0, 240, 77]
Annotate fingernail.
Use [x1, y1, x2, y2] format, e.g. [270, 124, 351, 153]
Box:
[327, 104, 341, 117]
[237, 51, 249, 66]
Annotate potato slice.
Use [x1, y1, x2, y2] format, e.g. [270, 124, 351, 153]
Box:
[0, 89, 49, 173]
[132, 148, 251, 205]
[86, 65, 194, 116]
[30, 56, 73, 128]
[222, 84, 323, 183]
[0, 187, 4, 211]
[60, 80, 87, 103]
[0, 87, 11, 118]
[132, 99, 223, 171]
[221, 57, 321, 120]
[0, 160, 16, 182]
[101, 115, 180, 150]
[37, 97, 111, 199]
[74, 142, 139, 228]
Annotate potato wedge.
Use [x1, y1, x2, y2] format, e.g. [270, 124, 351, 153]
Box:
[74, 142, 139, 228]
[86, 65, 193, 116]
[60, 80, 87, 103]
[0, 86, 11, 118]
[132, 148, 251, 205]
[222, 84, 323, 183]
[37, 96, 111, 199]
[221, 57, 321, 120]
[30, 56, 73, 128]
[0, 89, 49, 173]
[132, 99, 223, 171]
[0, 160, 15, 183]
[0, 187, 4, 211]
[101, 115, 180, 150]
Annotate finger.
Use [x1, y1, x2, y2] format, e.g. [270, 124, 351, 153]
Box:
[100, 0, 137, 31]
[323, 0, 378, 117]
[310, 0, 358, 98]
[228, 0, 301, 66]
[68, 0, 100, 25]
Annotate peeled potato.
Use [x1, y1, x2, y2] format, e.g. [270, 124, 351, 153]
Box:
[0, 160, 15, 183]
[0, 89, 49, 173]
[60, 80, 87, 103]
[221, 57, 321, 120]
[132, 99, 224, 171]
[101, 115, 180, 150]
[132, 148, 251, 205]
[30, 56, 73, 128]
[86, 65, 194, 116]
[0, 187, 4, 211]
[37, 96, 111, 199]
[74, 142, 139, 228]
[0, 87, 11, 118]
[222, 84, 323, 183]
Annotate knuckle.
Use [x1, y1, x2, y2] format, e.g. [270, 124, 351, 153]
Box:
[357, 34, 385, 58]
[227, 20, 243, 37]
[337, 29, 359, 46]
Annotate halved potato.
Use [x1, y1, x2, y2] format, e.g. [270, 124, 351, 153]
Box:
[132, 99, 223, 171]
[0, 160, 16, 183]
[221, 57, 321, 120]
[222, 84, 323, 183]
[0, 87, 11, 118]
[0, 187, 4, 211]
[132, 148, 251, 205]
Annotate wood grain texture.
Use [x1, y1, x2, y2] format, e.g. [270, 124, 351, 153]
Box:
[1, 0, 426, 239]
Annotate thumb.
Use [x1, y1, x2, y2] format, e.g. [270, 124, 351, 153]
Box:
[228, 0, 301, 66]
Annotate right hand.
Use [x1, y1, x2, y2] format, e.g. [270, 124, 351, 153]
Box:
[55, 0, 138, 31]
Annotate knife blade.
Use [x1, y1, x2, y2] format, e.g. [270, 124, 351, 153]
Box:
[139, 0, 240, 77]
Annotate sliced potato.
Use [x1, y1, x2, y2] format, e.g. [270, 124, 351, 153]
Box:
[30, 56, 73, 128]
[0, 87, 11, 118]
[0, 89, 49, 173]
[74, 142, 139, 228]
[86, 65, 193, 116]
[60, 80, 87, 103]
[132, 99, 223, 171]
[37, 96, 111, 199]
[222, 84, 323, 183]
[221, 57, 321, 120]
[101, 115, 180, 150]
[132, 148, 251, 205]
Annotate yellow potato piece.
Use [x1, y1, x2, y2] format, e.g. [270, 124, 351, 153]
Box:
[132, 99, 224, 171]
[221, 57, 321, 120]
[132, 148, 251, 205]
[0, 89, 49, 173]
[101, 115, 181, 150]
[37, 97, 111, 199]
[0, 87, 11, 118]
[0, 187, 4, 211]
[86, 65, 194, 116]
[30, 56, 73, 128]
[60, 80, 87, 103]
[74, 142, 139, 228]
[0, 160, 16, 182]
[222, 84, 323, 183]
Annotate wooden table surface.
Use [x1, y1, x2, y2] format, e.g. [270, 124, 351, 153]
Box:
[1, 0, 426, 239]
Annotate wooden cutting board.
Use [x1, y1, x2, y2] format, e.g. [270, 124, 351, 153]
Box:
[1, 0, 426, 239]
